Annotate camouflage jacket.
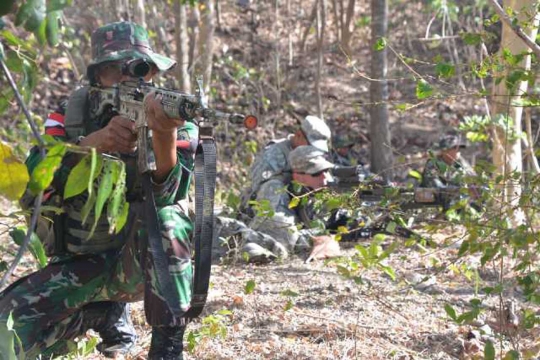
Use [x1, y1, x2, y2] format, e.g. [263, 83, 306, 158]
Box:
[249, 136, 294, 194]
[420, 154, 474, 188]
[25, 86, 198, 254]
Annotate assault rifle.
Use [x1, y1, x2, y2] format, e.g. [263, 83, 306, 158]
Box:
[87, 69, 257, 320]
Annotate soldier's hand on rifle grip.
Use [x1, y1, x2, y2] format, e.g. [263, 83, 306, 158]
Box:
[144, 92, 185, 134]
[80, 115, 137, 154]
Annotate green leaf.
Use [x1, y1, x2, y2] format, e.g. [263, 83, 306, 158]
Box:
[116, 202, 129, 233]
[5, 51, 24, 73]
[0, 42, 4, 60]
[16, 0, 46, 32]
[244, 280, 256, 295]
[10, 227, 47, 268]
[444, 304, 457, 321]
[408, 169, 422, 180]
[107, 162, 126, 234]
[374, 37, 387, 51]
[435, 62, 455, 78]
[80, 191, 96, 226]
[284, 299, 294, 311]
[288, 197, 300, 209]
[64, 154, 103, 199]
[29, 143, 66, 194]
[0, 320, 17, 360]
[0, 142, 30, 201]
[461, 32, 483, 46]
[34, 13, 47, 46]
[46, 11, 61, 47]
[415, 79, 433, 100]
[87, 160, 117, 240]
[484, 341, 495, 360]
[503, 350, 519, 360]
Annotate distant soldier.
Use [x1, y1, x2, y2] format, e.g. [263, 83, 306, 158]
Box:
[421, 132, 475, 189]
[331, 135, 357, 166]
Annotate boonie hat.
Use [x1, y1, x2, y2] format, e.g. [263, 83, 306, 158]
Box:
[436, 132, 467, 150]
[301, 116, 331, 153]
[333, 135, 355, 148]
[289, 145, 335, 175]
[87, 21, 176, 82]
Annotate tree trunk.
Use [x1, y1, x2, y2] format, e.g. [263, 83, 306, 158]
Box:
[300, 0, 317, 53]
[315, 0, 326, 120]
[197, 0, 215, 93]
[175, 0, 190, 92]
[490, 0, 539, 225]
[134, 0, 146, 28]
[188, 5, 200, 72]
[340, 0, 355, 56]
[369, 0, 393, 180]
[215, 0, 222, 31]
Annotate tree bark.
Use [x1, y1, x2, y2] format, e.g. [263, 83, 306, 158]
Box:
[490, 0, 539, 225]
[175, 0, 190, 92]
[369, 0, 393, 180]
[197, 0, 215, 93]
[134, 0, 146, 28]
[340, 0, 355, 56]
[315, 0, 326, 120]
[188, 4, 200, 72]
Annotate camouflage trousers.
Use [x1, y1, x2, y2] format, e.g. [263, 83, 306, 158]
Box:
[0, 203, 193, 358]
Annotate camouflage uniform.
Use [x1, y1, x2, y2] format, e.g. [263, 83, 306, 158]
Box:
[0, 22, 196, 359]
[420, 133, 475, 188]
[241, 117, 331, 260]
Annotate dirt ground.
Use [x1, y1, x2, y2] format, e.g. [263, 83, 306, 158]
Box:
[0, 1, 538, 359]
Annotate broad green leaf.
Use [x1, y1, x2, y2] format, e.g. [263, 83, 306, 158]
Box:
[87, 160, 118, 240]
[46, 11, 61, 47]
[503, 350, 519, 360]
[87, 149, 98, 197]
[47, 0, 73, 12]
[435, 62, 455, 78]
[484, 341, 495, 360]
[374, 37, 387, 51]
[10, 227, 47, 268]
[18, 0, 46, 32]
[34, 14, 47, 46]
[460, 32, 482, 45]
[415, 79, 433, 100]
[244, 280, 256, 294]
[107, 162, 126, 234]
[64, 154, 103, 199]
[116, 202, 129, 232]
[29, 143, 66, 194]
[0, 321, 17, 360]
[288, 197, 300, 209]
[0, 143, 29, 201]
[0, 30, 37, 56]
[408, 169, 422, 180]
[444, 304, 457, 321]
[80, 191, 96, 226]
[5, 51, 24, 73]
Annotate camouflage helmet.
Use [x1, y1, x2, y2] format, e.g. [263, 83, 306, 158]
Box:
[87, 21, 176, 83]
[289, 145, 335, 175]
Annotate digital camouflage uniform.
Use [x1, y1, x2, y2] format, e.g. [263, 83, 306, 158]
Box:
[0, 22, 196, 359]
[239, 116, 331, 260]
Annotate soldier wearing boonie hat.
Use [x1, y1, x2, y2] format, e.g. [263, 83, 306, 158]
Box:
[0, 21, 196, 359]
[87, 21, 176, 84]
[421, 131, 474, 189]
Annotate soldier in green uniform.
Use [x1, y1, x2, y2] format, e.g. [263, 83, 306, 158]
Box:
[421, 132, 475, 189]
[0, 22, 197, 359]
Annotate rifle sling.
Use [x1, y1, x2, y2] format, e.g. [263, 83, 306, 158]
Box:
[142, 173, 184, 319]
[142, 138, 216, 321]
[185, 138, 216, 319]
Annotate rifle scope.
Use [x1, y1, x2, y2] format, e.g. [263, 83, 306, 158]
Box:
[123, 59, 151, 78]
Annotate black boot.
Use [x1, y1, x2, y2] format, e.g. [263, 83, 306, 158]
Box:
[82, 302, 137, 358]
[147, 326, 186, 360]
